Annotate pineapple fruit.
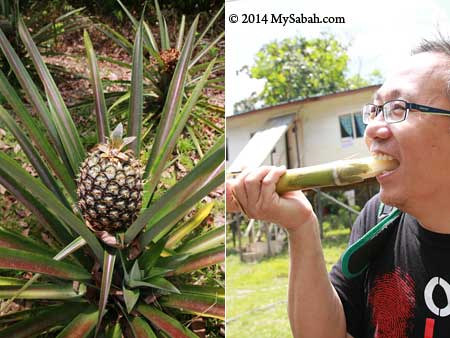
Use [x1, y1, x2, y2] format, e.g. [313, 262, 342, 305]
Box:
[76, 124, 143, 233]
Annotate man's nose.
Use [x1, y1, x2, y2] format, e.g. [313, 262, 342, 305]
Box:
[364, 114, 393, 142]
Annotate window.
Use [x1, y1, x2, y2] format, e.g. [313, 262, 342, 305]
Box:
[339, 112, 366, 139]
[339, 114, 354, 138]
[354, 112, 365, 137]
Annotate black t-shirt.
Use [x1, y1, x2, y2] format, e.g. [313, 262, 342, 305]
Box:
[330, 194, 450, 338]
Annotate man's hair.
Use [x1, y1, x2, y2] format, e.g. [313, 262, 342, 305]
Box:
[412, 34, 450, 56]
[412, 33, 450, 96]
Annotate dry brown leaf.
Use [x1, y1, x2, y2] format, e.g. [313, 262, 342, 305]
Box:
[191, 318, 206, 338]
[41, 232, 55, 247]
[13, 144, 21, 153]
[18, 220, 28, 228]
[0, 141, 11, 151]
[176, 161, 187, 173]
[16, 210, 28, 218]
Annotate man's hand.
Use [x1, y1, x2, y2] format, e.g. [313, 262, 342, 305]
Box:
[226, 166, 316, 232]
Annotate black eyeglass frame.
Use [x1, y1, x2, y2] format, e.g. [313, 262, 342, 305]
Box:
[362, 99, 450, 124]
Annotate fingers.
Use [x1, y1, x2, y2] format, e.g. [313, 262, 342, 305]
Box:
[225, 180, 240, 213]
[229, 167, 252, 214]
[243, 166, 273, 208]
[229, 166, 283, 219]
[258, 166, 287, 209]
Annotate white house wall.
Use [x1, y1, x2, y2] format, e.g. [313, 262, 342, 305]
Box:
[226, 87, 378, 170]
[300, 90, 374, 166]
[226, 108, 298, 170]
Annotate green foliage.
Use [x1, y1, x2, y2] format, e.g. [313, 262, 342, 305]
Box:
[320, 191, 361, 230]
[226, 226, 350, 338]
[233, 91, 258, 115]
[346, 69, 384, 90]
[235, 33, 382, 113]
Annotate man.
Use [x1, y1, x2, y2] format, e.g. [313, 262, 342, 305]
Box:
[227, 38, 450, 337]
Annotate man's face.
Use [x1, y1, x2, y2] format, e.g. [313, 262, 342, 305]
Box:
[364, 52, 450, 212]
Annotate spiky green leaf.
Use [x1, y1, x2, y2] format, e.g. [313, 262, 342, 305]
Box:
[143, 21, 161, 58]
[96, 23, 133, 54]
[84, 29, 109, 143]
[170, 245, 224, 276]
[0, 302, 88, 338]
[130, 317, 157, 338]
[116, 0, 137, 26]
[18, 17, 85, 174]
[96, 250, 116, 337]
[142, 15, 199, 198]
[129, 260, 142, 282]
[193, 4, 224, 50]
[165, 202, 214, 250]
[106, 323, 123, 338]
[0, 173, 74, 246]
[0, 283, 86, 300]
[0, 105, 70, 206]
[32, 7, 86, 43]
[0, 70, 76, 199]
[143, 57, 217, 207]
[0, 236, 88, 314]
[189, 32, 224, 68]
[127, 19, 144, 154]
[144, 267, 173, 279]
[0, 26, 71, 176]
[139, 237, 168, 274]
[0, 277, 27, 286]
[0, 152, 104, 262]
[137, 304, 199, 338]
[179, 285, 225, 298]
[56, 308, 98, 338]
[177, 225, 225, 255]
[138, 276, 180, 293]
[126, 140, 224, 244]
[160, 292, 224, 319]
[139, 167, 224, 246]
[175, 15, 186, 50]
[123, 286, 140, 313]
[154, 0, 169, 50]
[0, 247, 90, 281]
[0, 227, 56, 256]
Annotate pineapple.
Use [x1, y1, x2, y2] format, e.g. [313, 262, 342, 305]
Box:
[76, 124, 143, 233]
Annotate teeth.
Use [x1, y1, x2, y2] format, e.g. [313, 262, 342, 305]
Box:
[371, 152, 394, 161]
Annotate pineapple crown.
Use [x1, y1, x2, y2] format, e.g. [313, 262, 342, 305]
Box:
[108, 123, 136, 151]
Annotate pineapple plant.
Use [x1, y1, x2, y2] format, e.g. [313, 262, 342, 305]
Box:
[85, 0, 225, 150]
[0, 2, 224, 337]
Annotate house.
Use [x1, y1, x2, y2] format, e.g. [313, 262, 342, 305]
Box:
[227, 85, 381, 172]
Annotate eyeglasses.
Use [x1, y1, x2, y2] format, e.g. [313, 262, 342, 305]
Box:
[362, 99, 450, 124]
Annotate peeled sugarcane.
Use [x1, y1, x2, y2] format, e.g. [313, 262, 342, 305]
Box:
[275, 157, 398, 193]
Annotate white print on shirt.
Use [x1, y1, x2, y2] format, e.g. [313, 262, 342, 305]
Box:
[424, 277, 450, 317]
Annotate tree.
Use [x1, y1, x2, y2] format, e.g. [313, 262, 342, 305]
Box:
[233, 91, 258, 114]
[236, 33, 381, 113]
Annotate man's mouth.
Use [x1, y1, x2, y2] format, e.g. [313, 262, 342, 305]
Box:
[370, 152, 400, 177]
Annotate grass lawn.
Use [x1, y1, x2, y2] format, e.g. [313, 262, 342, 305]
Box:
[226, 227, 351, 338]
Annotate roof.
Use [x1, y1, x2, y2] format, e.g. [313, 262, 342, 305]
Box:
[227, 84, 381, 121]
[228, 114, 295, 172]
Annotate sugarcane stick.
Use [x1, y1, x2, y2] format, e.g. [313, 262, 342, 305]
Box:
[275, 157, 397, 193]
